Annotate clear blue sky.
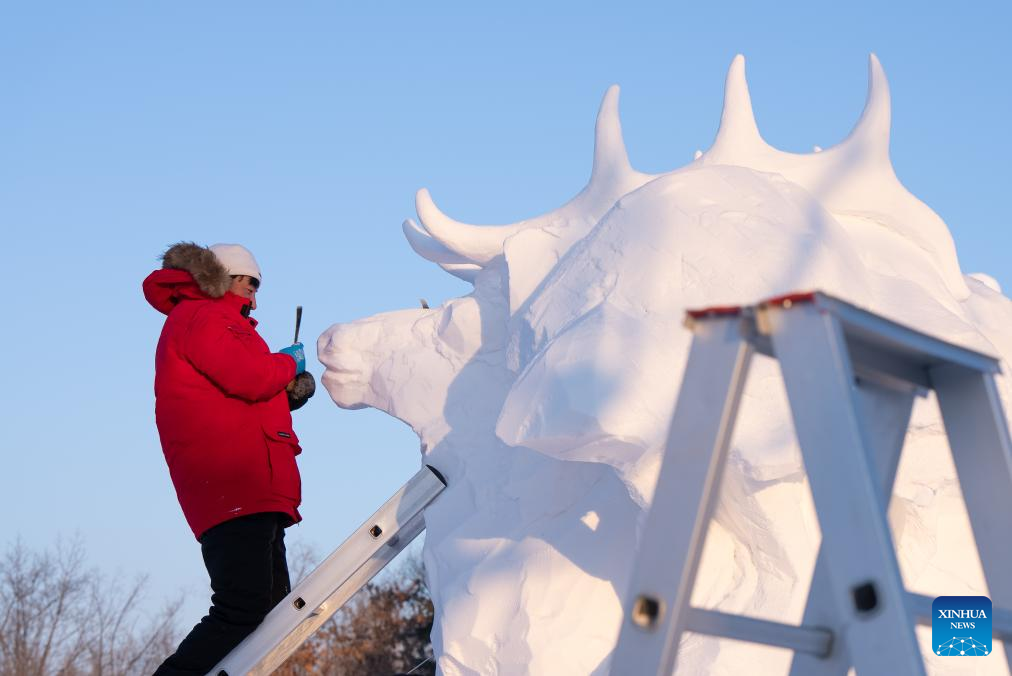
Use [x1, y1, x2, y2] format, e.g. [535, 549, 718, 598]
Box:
[2, 2, 1009, 625]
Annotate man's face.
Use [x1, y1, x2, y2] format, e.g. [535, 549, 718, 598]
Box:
[229, 275, 259, 311]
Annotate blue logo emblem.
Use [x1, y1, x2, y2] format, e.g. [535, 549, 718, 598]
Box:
[933, 596, 991, 656]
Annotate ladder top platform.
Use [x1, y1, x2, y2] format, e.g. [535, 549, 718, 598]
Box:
[685, 291, 1001, 388]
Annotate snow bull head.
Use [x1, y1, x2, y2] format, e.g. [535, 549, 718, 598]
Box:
[319, 55, 1010, 674]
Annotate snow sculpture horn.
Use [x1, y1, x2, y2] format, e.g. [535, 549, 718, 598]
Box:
[412, 188, 523, 266]
[404, 85, 648, 281]
[401, 217, 483, 282]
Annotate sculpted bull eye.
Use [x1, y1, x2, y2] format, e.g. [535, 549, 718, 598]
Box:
[435, 299, 483, 355]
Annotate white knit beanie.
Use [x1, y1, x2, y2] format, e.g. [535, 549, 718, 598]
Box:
[209, 243, 262, 282]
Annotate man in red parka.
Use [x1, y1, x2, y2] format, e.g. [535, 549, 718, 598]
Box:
[143, 242, 315, 674]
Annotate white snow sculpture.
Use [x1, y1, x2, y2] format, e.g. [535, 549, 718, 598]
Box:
[320, 55, 1012, 674]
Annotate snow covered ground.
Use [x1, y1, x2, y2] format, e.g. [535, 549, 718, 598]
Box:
[319, 55, 1011, 674]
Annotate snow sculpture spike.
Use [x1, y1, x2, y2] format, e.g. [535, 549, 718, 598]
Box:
[406, 57, 965, 298]
[838, 53, 891, 164]
[704, 53, 891, 168]
[707, 54, 769, 158]
[589, 85, 635, 187]
[698, 53, 966, 299]
[408, 85, 645, 272]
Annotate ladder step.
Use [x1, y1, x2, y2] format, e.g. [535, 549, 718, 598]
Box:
[686, 594, 1012, 657]
[685, 608, 833, 657]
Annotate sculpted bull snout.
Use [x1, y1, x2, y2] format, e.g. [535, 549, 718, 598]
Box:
[318, 298, 485, 435]
[318, 309, 424, 411]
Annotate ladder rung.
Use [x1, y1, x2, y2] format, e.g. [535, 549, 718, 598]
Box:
[210, 465, 447, 675]
[685, 607, 833, 657]
[686, 594, 1012, 659]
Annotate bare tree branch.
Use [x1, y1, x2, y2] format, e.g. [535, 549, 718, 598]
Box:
[0, 538, 183, 676]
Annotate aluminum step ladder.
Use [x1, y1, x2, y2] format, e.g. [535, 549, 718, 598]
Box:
[210, 464, 446, 676]
[610, 291, 1012, 675]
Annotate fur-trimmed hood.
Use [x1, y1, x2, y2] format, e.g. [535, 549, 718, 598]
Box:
[161, 242, 232, 297]
[143, 242, 233, 315]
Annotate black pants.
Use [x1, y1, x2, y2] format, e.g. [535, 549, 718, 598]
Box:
[154, 512, 291, 675]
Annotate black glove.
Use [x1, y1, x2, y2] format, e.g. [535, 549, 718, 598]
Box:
[287, 371, 316, 411]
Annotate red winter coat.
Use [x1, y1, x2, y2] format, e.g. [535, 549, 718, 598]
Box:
[143, 243, 301, 539]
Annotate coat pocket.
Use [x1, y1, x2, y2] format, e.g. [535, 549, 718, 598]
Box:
[263, 425, 302, 503]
